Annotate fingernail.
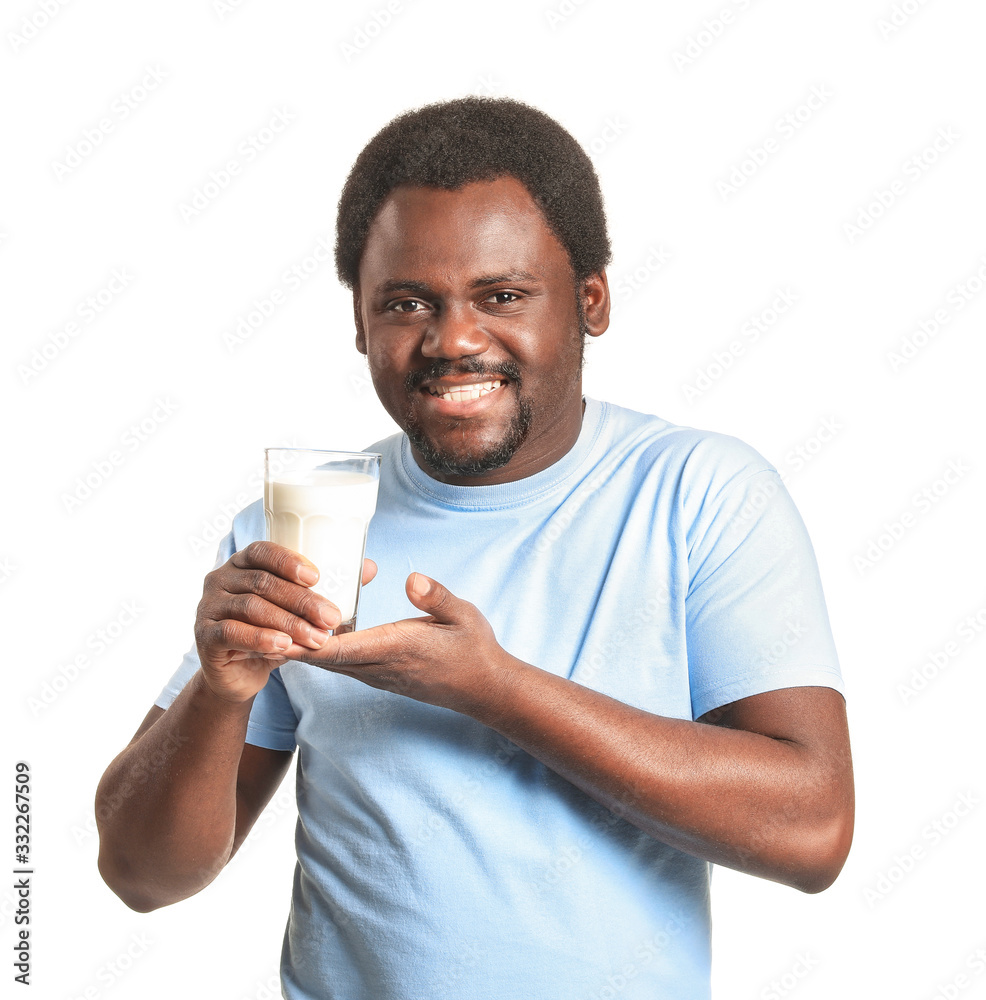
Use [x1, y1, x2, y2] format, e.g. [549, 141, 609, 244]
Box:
[411, 573, 432, 598]
[317, 604, 340, 629]
[273, 634, 291, 651]
[302, 628, 329, 649]
[298, 565, 319, 586]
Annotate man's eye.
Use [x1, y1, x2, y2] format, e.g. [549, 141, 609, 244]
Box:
[390, 300, 424, 312]
[487, 291, 519, 305]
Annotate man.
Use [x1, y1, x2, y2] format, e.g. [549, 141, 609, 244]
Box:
[96, 97, 853, 999]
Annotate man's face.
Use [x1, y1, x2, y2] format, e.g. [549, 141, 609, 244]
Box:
[355, 176, 608, 485]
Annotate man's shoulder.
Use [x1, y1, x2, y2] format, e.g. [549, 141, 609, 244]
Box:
[230, 497, 265, 549]
[593, 398, 776, 486]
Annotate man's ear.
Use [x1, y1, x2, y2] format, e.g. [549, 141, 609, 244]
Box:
[581, 272, 610, 338]
[353, 288, 367, 354]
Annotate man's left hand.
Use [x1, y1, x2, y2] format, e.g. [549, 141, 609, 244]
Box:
[290, 573, 512, 714]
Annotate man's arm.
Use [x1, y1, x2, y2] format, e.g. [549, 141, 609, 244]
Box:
[475, 673, 852, 893]
[302, 573, 854, 894]
[96, 542, 368, 911]
[95, 679, 293, 911]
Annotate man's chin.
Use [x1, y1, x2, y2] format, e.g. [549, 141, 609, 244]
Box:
[406, 401, 533, 480]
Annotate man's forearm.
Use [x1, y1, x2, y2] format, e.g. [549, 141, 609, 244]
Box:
[95, 670, 253, 911]
[469, 658, 852, 893]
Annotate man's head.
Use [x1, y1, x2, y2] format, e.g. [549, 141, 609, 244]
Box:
[336, 98, 612, 486]
[334, 97, 612, 290]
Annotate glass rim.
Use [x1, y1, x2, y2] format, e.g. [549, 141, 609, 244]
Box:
[264, 448, 382, 461]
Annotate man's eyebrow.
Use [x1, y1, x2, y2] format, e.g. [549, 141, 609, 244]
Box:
[375, 279, 432, 297]
[373, 272, 541, 297]
[470, 271, 539, 288]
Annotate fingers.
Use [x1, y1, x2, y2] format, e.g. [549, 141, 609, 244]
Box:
[220, 593, 332, 650]
[232, 540, 321, 587]
[405, 573, 462, 622]
[300, 620, 412, 669]
[198, 543, 379, 670]
[222, 542, 340, 630]
[197, 542, 340, 668]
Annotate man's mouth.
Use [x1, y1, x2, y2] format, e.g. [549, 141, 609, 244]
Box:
[424, 379, 505, 403]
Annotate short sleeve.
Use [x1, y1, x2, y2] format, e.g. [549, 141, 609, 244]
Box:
[685, 467, 844, 720]
[154, 528, 237, 711]
[244, 667, 298, 751]
[152, 501, 299, 751]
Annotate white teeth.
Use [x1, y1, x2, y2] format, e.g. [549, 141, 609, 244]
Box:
[428, 379, 503, 402]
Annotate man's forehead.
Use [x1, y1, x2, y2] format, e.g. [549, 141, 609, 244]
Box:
[370, 177, 544, 232]
[359, 176, 569, 286]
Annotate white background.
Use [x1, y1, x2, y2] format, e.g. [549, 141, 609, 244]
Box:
[3, 1, 985, 998]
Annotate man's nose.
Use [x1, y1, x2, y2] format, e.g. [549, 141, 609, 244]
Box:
[420, 305, 490, 359]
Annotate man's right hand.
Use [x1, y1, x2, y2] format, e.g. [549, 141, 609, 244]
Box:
[193, 540, 377, 704]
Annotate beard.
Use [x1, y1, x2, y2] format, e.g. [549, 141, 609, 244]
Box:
[403, 357, 534, 478]
[400, 302, 588, 479]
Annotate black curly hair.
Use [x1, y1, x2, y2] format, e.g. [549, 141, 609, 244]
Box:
[334, 97, 612, 289]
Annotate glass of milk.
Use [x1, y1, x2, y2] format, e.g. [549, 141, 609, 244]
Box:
[264, 449, 381, 633]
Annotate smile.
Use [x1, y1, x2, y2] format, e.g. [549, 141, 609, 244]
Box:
[425, 379, 505, 403]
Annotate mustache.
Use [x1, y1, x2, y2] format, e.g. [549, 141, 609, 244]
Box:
[404, 358, 522, 393]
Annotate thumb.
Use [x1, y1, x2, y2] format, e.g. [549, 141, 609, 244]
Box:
[406, 573, 461, 621]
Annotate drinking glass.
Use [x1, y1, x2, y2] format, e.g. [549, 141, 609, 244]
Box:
[264, 449, 381, 633]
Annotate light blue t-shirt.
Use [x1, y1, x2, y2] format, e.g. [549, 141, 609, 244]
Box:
[157, 398, 843, 1000]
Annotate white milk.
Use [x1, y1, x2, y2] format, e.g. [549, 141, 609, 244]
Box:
[264, 470, 379, 624]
